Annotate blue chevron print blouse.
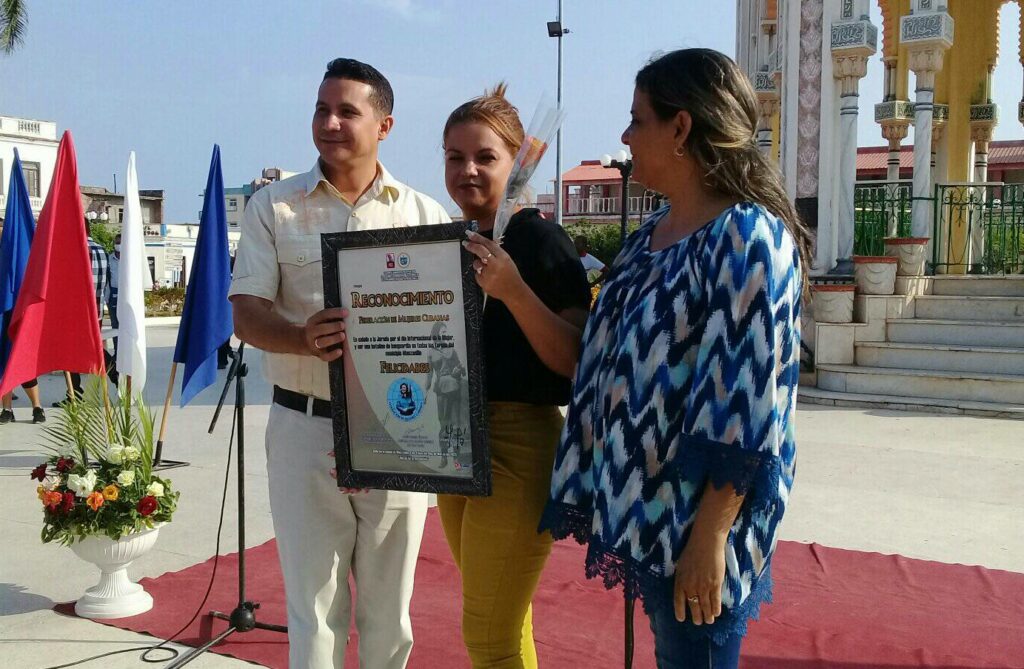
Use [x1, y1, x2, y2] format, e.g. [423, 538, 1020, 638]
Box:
[541, 202, 801, 643]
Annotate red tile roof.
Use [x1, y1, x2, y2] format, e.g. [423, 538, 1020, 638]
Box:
[857, 139, 1024, 172]
[561, 160, 624, 184]
[564, 140, 1024, 183]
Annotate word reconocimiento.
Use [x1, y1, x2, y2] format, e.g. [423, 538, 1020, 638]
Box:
[351, 290, 456, 309]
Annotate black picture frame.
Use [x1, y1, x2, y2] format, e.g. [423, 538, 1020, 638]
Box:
[321, 222, 491, 496]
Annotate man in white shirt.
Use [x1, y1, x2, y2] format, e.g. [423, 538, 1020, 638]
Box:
[229, 58, 449, 669]
[574, 235, 608, 285]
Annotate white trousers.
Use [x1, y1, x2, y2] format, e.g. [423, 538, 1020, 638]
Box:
[265, 403, 428, 669]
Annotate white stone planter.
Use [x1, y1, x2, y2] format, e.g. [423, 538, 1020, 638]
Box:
[811, 284, 856, 323]
[69, 524, 161, 619]
[883, 237, 929, 276]
[853, 256, 898, 295]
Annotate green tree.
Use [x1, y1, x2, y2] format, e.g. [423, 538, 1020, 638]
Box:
[89, 223, 117, 254]
[564, 220, 642, 268]
[1, 0, 27, 54]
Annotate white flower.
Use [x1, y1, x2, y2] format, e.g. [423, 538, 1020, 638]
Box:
[104, 444, 125, 465]
[122, 446, 141, 462]
[146, 481, 165, 498]
[67, 470, 98, 498]
[117, 470, 136, 486]
[42, 476, 61, 491]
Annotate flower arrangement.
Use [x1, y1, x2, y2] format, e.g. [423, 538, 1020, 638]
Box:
[491, 95, 566, 243]
[30, 380, 178, 546]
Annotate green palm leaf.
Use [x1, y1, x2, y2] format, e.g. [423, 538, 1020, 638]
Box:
[0, 0, 27, 55]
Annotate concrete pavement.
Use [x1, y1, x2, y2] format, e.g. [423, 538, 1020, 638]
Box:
[1, 325, 1021, 668]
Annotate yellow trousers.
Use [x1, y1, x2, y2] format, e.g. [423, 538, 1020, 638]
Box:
[437, 402, 563, 669]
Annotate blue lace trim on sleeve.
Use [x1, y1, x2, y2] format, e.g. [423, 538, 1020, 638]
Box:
[539, 500, 593, 546]
[674, 433, 782, 517]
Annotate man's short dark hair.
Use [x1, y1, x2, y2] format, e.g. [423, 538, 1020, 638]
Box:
[323, 58, 394, 117]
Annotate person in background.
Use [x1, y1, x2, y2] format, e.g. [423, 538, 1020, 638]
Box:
[0, 383, 44, 423]
[573, 235, 608, 285]
[107, 233, 121, 359]
[217, 253, 236, 370]
[56, 219, 115, 405]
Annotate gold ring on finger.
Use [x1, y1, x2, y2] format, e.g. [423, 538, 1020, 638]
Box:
[687, 596, 700, 604]
[314, 336, 323, 350]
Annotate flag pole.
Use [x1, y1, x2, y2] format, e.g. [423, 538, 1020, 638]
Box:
[155, 364, 176, 462]
[63, 372, 75, 400]
[99, 361, 114, 439]
[154, 363, 188, 470]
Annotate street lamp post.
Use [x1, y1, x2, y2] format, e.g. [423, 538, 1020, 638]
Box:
[547, 5, 569, 226]
[601, 150, 633, 246]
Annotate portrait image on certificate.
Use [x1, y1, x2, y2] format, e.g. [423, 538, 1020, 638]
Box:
[322, 223, 490, 496]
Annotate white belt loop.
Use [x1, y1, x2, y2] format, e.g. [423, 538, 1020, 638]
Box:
[305, 395, 314, 417]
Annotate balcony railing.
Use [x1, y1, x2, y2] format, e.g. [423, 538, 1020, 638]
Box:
[934, 182, 1024, 275]
[853, 181, 912, 256]
[0, 194, 44, 213]
[565, 195, 657, 216]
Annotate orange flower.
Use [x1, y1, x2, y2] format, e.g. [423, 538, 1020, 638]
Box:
[86, 491, 105, 511]
[44, 491, 63, 510]
[102, 485, 119, 501]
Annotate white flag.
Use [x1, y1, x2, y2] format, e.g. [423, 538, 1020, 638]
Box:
[117, 151, 151, 392]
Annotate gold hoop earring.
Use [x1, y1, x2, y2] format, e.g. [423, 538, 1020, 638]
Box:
[674, 146, 686, 158]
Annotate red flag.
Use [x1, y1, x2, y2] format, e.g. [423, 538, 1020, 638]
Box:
[0, 131, 104, 396]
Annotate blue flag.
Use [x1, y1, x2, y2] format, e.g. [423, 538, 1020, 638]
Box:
[0, 150, 36, 381]
[173, 145, 232, 406]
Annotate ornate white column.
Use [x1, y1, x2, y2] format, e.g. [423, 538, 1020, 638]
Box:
[753, 3, 781, 161]
[902, 3, 954, 239]
[831, 1, 877, 262]
[970, 102, 998, 268]
[1019, 0, 1024, 130]
[971, 104, 998, 185]
[877, 103, 913, 181]
[756, 83, 780, 157]
[930, 106, 950, 266]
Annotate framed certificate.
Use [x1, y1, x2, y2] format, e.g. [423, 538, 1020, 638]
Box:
[322, 222, 491, 496]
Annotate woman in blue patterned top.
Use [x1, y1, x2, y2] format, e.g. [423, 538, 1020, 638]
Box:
[541, 49, 813, 668]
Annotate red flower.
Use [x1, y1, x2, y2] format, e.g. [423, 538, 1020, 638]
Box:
[136, 496, 158, 517]
[61, 492, 76, 514]
[30, 464, 47, 481]
[56, 458, 74, 473]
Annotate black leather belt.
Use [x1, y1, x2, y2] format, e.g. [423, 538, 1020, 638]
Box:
[273, 386, 331, 418]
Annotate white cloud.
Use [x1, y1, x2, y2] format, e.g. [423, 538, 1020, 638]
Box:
[354, 0, 449, 23]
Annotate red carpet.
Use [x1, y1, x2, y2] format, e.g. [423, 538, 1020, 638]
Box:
[57, 509, 1024, 668]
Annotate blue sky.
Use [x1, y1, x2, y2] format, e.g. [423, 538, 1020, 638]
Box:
[2, 1, 1021, 222]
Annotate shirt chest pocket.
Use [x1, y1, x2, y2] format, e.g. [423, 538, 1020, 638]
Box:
[277, 235, 323, 308]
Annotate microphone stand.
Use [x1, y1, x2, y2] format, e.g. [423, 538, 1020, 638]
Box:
[166, 342, 287, 667]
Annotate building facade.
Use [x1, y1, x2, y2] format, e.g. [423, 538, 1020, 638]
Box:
[210, 167, 296, 230]
[737, 0, 1023, 276]
[81, 186, 165, 235]
[0, 115, 59, 223]
[547, 160, 658, 223]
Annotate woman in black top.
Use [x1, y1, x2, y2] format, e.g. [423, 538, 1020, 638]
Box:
[438, 84, 591, 668]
